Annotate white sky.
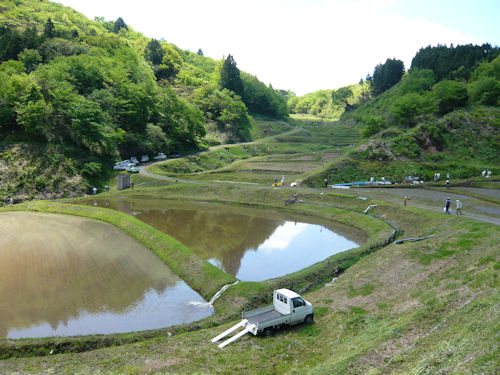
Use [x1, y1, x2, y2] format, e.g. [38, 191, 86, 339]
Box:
[56, 0, 498, 95]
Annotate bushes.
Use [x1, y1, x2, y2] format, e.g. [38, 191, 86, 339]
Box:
[391, 92, 435, 126]
[361, 116, 385, 138]
[432, 80, 469, 114]
[400, 69, 435, 94]
[391, 134, 420, 158]
[469, 77, 500, 105]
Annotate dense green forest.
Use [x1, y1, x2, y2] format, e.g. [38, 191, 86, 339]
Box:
[287, 84, 368, 119]
[0, 0, 288, 199]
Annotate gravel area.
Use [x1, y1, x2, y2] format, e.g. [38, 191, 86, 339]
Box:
[352, 187, 500, 218]
[454, 187, 500, 200]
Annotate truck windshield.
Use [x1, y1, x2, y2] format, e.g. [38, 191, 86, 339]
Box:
[292, 297, 305, 308]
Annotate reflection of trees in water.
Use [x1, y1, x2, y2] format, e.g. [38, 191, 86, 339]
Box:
[134, 210, 281, 276]
[86, 199, 283, 276]
[82, 198, 367, 276]
[0, 212, 178, 338]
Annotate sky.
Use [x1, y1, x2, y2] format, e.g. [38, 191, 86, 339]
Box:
[56, 0, 500, 95]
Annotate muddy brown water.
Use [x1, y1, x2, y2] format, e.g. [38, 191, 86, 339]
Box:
[78, 198, 365, 282]
[0, 212, 213, 339]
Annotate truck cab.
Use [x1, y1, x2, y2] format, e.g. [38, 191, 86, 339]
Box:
[273, 289, 312, 324]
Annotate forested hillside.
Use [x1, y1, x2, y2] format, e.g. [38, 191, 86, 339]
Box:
[0, 0, 287, 200]
[287, 83, 368, 119]
[302, 44, 500, 186]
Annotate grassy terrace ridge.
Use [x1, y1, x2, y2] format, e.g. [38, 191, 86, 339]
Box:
[1, 177, 498, 374]
[0, 181, 394, 360]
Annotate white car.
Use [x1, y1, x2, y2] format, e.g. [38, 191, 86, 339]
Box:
[141, 155, 149, 163]
[130, 156, 138, 165]
[153, 152, 167, 160]
[113, 160, 130, 170]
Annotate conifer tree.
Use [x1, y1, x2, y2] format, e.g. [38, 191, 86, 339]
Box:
[43, 17, 55, 38]
[144, 39, 164, 65]
[220, 54, 244, 97]
[371, 58, 405, 96]
[113, 17, 128, 33]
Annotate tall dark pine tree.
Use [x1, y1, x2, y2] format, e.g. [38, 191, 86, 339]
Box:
[43, 17, 55, 38]
[113, 17, 128, 33]
[144, 39, 164, 65]
[220, 54, 244, 97]
[371, 58, 405, 96]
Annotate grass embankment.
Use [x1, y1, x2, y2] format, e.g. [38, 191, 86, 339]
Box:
[2, 181, 498, 374]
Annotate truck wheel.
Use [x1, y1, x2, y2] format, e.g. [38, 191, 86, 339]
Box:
[304, 315, 314, 324]
[263, 327, 274, 337]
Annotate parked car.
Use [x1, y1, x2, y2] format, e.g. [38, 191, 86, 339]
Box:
[169, 151, 181, 158]
[153, 152, 167, 160]
[113, 160, 130, 170]
[130, 156, 138, 165]
[126, 165, 140, 173]
[141, 155, 149, 163]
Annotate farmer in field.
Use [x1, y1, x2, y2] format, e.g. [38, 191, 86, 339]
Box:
[445, 197, 451, 214]
[403, 196, 408, 206]
[456, 200, 463, 215]
[325, 178, 328, 188]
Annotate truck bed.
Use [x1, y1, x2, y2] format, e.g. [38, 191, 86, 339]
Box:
[246, 310, 283, 325]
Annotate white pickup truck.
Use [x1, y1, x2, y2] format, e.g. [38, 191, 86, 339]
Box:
[211, 289, 313, 348]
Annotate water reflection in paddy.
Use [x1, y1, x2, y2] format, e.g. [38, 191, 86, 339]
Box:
[83, 198, 365, 281]
[0, 212, 213, 339]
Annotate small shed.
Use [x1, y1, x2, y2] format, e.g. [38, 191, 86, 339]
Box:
[116, 174, 130, 190]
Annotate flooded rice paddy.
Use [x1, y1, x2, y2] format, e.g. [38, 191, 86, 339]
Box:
[0, 212, 213, 339]
[80, 198, 365, 281]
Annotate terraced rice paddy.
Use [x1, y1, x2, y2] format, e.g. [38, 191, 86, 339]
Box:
[0, 212, 213, 338]
[150, 121, 360, 186]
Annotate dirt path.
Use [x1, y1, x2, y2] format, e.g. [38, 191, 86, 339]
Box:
[350, 188, 500, 226]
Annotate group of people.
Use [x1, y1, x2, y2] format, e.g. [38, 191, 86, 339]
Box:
[404, 196, 464, 215]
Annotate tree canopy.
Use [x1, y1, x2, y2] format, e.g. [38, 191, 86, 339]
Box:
[371, 58, 405, 96]
[411, 44, 500, 82]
